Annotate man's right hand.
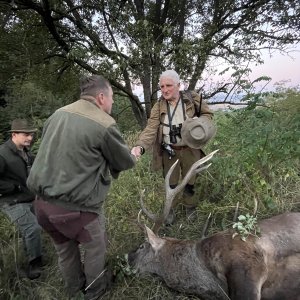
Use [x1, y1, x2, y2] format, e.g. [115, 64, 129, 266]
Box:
[131, 146, 143, 159]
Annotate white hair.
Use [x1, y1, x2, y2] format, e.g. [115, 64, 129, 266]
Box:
[159, 70, 180, 84]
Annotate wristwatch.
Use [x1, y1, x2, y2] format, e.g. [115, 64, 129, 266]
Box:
[139, 146, 145, 155]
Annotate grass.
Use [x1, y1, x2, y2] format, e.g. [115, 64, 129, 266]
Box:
[0, 90, 299, 299]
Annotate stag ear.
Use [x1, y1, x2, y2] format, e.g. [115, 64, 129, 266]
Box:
[145, 226, 165, 252]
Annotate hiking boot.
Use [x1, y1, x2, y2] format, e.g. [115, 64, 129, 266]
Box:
[27, 256, 43, 280]
[183, 184, 195, 197]
[165, 208, 175, 225]
[186, 207, 197, 221]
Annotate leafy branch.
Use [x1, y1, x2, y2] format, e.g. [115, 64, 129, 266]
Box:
[232, 214, 261, 241]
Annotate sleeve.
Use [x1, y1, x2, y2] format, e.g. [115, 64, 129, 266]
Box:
[135, 102, 161, 150]
[101, 124, 136, 178]
[0, 155, 16, 195]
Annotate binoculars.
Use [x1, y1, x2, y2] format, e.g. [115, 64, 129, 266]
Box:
[169, 124, 182, 144]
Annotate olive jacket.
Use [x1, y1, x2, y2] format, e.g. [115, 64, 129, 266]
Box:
[0, 139, 35, 205]
[136, 91, 213, 171]
[27, 97, 136, 213]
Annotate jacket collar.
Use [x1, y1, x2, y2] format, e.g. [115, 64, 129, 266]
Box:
[80, 95, 102, 110]
[5, 138, 29, 154]
[159, 91, 193, 113]
[80, 95, 97, 102]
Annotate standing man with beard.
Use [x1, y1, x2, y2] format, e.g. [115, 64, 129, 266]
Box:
[27, 75, 136, 300]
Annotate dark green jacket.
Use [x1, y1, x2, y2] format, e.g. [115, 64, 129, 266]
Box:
[0, 139, 35, 205]
[27, 97, 136, 213]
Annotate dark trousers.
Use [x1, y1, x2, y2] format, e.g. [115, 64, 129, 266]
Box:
[34, 198, 108, 299]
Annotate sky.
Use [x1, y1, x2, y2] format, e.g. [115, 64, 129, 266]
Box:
[202, 45, 300, 98]
[249, 46, 300, 89]
[132, 45, 300, 101]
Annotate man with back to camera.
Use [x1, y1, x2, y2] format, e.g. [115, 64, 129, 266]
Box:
[131, 70, 214, 223]
[27, 75, 136, 300]
[0, 119, 43, 279]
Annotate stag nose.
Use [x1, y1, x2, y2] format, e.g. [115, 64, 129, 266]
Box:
[127, 251, 135, 266]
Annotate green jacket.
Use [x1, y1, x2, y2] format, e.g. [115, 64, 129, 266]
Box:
[136, 91, 213, 171]
[27, 97, 136, 213]
[0, 139, 35, 205]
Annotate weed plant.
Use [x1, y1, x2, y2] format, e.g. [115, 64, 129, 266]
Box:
[0, 91, 299, 299]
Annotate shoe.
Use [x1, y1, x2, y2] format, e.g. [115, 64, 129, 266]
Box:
[186, 207, 197, 221]
[27, 256, 43, 280]
[183, 184, 195, 197]
[164, 209, 175, 225]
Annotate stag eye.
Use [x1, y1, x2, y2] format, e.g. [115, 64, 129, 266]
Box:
[139, 244, 145, 250]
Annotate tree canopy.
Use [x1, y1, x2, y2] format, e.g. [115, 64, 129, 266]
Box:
[0, 0, 299, 126]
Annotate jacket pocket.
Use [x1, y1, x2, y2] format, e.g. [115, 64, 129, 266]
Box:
[100, 173, 111, 185]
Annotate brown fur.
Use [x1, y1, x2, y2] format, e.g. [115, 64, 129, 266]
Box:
[128, 212, 300, 300]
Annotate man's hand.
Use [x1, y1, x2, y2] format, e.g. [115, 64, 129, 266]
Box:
[131, 146, 143, 159]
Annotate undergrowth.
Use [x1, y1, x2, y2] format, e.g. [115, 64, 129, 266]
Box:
[0, 91, 299, 299]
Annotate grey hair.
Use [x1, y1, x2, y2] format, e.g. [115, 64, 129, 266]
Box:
[159, 70, 180, 84]
[80, 75, 111, 97]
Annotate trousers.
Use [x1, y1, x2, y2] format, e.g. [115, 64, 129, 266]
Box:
[34, 198, 108, 299]
[1, 202, 42, 262]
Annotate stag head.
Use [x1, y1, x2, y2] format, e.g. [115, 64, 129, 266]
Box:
[128, 226, 166, 275]
[128, 225, 228, 300]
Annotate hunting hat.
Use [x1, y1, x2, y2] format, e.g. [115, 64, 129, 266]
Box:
[8, 119, 37, 133]
[181, 116, 216, 149]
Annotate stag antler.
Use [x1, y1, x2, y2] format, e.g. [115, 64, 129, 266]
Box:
[139, 149, 219, 233]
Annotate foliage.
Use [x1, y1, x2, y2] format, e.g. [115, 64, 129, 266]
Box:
[0, 91, 299, 299]
[0, 81, 71, 142]
[0, 0, 299, 125]
[114, 254, 137, 281]
[0, 81, 138, 143]
[198, 88, 300, 216]
[232, 214, 261, 241]
[111, 95, 140, 132]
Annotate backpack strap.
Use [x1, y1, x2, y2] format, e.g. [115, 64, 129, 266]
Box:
[184, 90, 202, 118]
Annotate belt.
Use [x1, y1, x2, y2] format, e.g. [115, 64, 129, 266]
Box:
[170, 145, 189, 150]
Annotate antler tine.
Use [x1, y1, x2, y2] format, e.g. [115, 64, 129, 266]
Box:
[139, 189, 158, 222]
[253, 197, 258, 216]
[137, 209, 146, 231]
[142, 150, 219, 234]
[233, 201, 239, 222]
[162, 149, 219, 224]
[201, 212, 212, 239]
[162, 163, 211, 220]
[168, 149, 219, 200]
[164, 158, 179, 188]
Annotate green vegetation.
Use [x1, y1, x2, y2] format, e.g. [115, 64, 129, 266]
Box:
[232, 214, 260, 241]
[1, 1, 299, 125]
[0, 90, 299, 299]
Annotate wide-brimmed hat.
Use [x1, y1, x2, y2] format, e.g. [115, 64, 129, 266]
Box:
[8, 119, 37, 133]
[181, 116, 216, 149]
